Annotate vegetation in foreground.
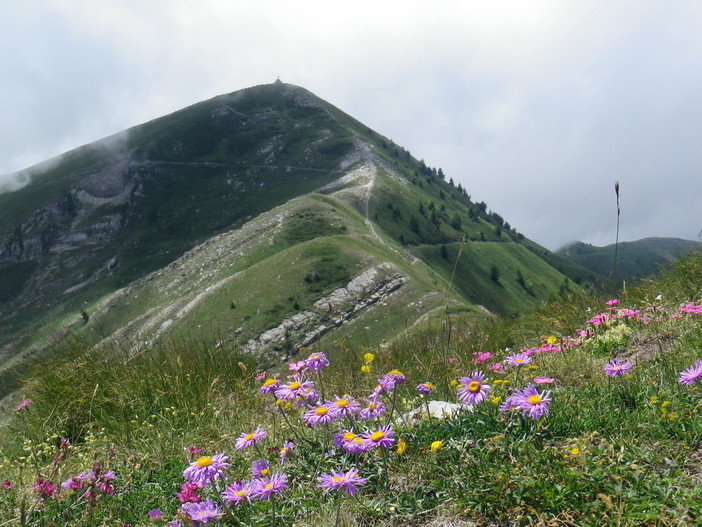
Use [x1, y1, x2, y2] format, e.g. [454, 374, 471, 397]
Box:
[1, 254, 702, 526]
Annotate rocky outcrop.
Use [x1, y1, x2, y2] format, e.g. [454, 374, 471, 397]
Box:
[0, 155, 136, 313]
[241, 263, 407, 358]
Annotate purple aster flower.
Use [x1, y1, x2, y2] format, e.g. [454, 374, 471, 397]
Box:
[318, 467, 367, 497]
[416, 382, 435, 395]
[303, 404, 335, 426]
[279, 441, 295, 465]
[604, 360, 633, 377]
[222, 480, 253, 505]
[505, 352, 532, 367]
[235, 428, 268, 451]
[328, 394, 361, 419]
[259, 378, 281, 395]
[61, 476, 85, 490]
[456, 371, 492, 405]
[514, 384, 551, 420]
[378, 370, 406, 391]
[183, 454, 229, 487]
[678, 359, 702, 385]
[499, 395, 522, 414]
[359, 399, 386, 420]
[334, 430, 371, 454]
[148, 509, 163, 521]
[274, 377, 315, 401]
[363, 425, 396, 450]
[250, 458, 272, 479]
[250, 473, 288, 501]
[305, 352, 330, 371]
[298, 386, 320, 406]
[181, 498, 223, 525]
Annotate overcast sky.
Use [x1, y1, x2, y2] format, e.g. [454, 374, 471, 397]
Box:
[1, 1, 701, 250]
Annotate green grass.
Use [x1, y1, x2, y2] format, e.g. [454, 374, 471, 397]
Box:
[1, 252, 701, 526]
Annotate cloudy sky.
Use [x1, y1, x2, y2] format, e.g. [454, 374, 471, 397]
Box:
[1, 0, 701, 250]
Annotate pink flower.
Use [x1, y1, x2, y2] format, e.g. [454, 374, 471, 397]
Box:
[472, 351, 492, 364]
[15, 399, 32, 412]
[175, 481, 201, 504]
[533, 377, 555, 384]
[489, 362, 505, 373]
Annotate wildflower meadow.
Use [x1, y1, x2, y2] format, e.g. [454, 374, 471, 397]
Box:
[1, 255, 702, 526]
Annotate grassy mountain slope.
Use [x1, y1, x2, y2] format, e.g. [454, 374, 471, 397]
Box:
[0, 82, 588, 394]
[559, 237, 702, 281]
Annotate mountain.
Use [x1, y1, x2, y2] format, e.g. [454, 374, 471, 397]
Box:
[0, 81, 598, 394]
[558, 238, 702, 282]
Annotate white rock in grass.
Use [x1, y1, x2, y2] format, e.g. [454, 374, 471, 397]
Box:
[400, 400, 472, 425]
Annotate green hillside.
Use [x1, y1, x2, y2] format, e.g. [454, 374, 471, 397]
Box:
[559, 237, 702, 281]
[0, 82, 592, 396]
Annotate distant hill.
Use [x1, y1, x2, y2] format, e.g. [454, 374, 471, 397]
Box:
[557, 237, 702, 281]
[0, 81, 600, 395]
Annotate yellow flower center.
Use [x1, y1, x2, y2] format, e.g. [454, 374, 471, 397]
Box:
[370, 431, 385, 442]
[368, 403, 377, 410]
[196, 456, 213, 467]
[343, 432, 356, 441]
[265, 483, 273, 490]
[260, 468, 271, 477]
[389, 369, 403, 376]
[263, 378, 277, 387]
[468, 381, 481, 393]
[289, 381, 301, 390]
[244, 433, 255, 441]
[527, 394, 542, 404]
[315, 406, 328, 415]
[336, 399, 348, 407]
[333, 476, 343, 482]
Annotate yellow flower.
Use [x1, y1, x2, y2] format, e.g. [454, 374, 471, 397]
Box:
[546, 335, 558, 345]
[360, 364, 371, 373]
[430, 440, 443, 453]
[570, 447, 580, 456]
[364, 352, 375, 364]
[649, 396, 659, 405]
[490, 396, 501, 405]
[660, 401, 671, 409]
[450, 380, 459, 387]
[396, 438, 407, 455]
[493, 379, 510, 386]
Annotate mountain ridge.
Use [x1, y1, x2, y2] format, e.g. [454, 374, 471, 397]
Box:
[0, 81, 597, 393]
